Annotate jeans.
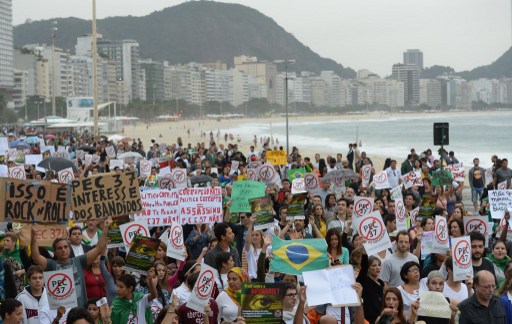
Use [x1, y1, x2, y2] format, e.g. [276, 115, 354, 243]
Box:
[471, 186, 484, 203]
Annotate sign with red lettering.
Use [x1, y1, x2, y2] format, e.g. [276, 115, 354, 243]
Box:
[134, 187, 179, 227]
[355, 211, 392, 255]
[179, 187, 223, 224]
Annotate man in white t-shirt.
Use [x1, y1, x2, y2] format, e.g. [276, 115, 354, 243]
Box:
[379, 231, 419, 288]
[385, 159, 402, 188]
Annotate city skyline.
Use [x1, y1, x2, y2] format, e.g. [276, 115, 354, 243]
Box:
[12, 0, 511, 77]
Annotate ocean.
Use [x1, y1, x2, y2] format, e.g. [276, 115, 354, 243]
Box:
[225, 112, 512, 168]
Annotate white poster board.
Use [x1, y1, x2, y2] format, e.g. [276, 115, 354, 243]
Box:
[303, 265, 360, 307]
[186, 264, 216, 313]
[450, 236, 473, 281]
[44, 268, 78, 310]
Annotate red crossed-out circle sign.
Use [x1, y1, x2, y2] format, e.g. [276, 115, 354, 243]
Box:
[354, 198, 372, 217]
[454, 240, 471, 266]
[465, 218, 487, 234]
[196, 270, 214, 298]
[292, 179, 305, 191]
[436, 218, 448, 243]
[141, 161, 151, 173]
[395, 200, 406, 221]
[47, 273, 73, 298]
[10, 167, 24, 178]
[171, 224, 184, 248]
[304, 174, 318, 190]
[123, 224, 149, 245]
[173, 169, 187, 184]
[359, 217, 383, 241]
[248, 169, 257, 180]
[159, 175, 175, 189]
[59, 169, 73, 183]
[374, 172, 387, 184]
[258, 165, 275, 181]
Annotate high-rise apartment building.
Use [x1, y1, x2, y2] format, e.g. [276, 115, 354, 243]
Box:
[391, 64, 420, 106]
[234, 56, 277, 104]
[0, 0, 13, 89]
[403, 49, 423, 70]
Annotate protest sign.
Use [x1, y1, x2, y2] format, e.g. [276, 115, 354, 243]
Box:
[451, 236, 473, 281]
[140, 160, 152, 177]
[447, 166, 465, 182]
[417, 291, 452, 319]
[24, 154, 43, 166]
[419, 195, 437, 218]
[105, 146, 116, 158]
[91, 154, 100, 164]
[109, 159, 124, 170]
[463, 216, 489, 236]
[119, 219, 150, 249]
[266, 150, 287, 165]
[0, 165, 6, 177]
[498, 215, 512, 241]
[287, 193, 307, 218]
[291, 178, 306, 194]
[373, 171, 389, 190]
[179, 187, 222, 224]
[186, 263, 216, 313]
[158, 174, 175, 189]
[390, 185, 403, 200]
[58, 167, 75, 184]
[0, 137, 7, 155]
[230, 160, 240, 175]
[258, 163, 278, 184]
[20, 224, 67, 247]
[395, 200, 408, 231]
[158, 165, 171, 176]
[124, 235, 160, 275]
[247, 168, 258, 181]
[71, 171, 142, 221]
[107, 215, 131, 248]
[229, 181, 266, 213]
[304, 173, 320, 192]
[410, 207, 420, 223]
[134, 187, 180, 227]
[241, 283, 283, 324]
[489, 190, 512, 219]
[401, 171, 418, 189]
[432, 216, 449, 253]
[250, 196, 275, 230]
[352, 196, 374, 220]
[44, 268, 78, 310]
[420, 231, 434, 260]
[166, 223, 186, 261]
[356, 211, 392, 255]
[171, 168, 188, 188]
[84, 154, 92, 166]
[361, 165, 372, 186]
[1, 178, 71, 223]
[303, 265, 360, 307]
[498, 181, 508, 190]
[432, 170, 453, 187]
[8, 166, 26, 179]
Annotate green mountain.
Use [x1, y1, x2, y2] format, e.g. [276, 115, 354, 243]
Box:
[459, 47, 512, 80]
[14, 1, 356, 78]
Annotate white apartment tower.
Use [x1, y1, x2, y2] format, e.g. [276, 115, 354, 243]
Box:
[0, 0, 13, 89]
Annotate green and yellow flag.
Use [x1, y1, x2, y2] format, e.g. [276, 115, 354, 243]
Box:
[270, 237, 329, 275]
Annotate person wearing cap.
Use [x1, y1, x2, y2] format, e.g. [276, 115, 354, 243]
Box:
[409, 270, 459, 324]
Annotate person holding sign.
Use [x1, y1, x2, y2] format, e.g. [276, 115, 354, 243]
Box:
[443, 256, 473, 303]
[30, 217, 113, 308]
[215, 267, 250, 323]
[111, 271, 158, 324]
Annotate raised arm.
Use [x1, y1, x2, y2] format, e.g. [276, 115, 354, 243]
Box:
[30, 228, 48, 270]
[245, 215, 256, 252]
[147, 267, 158, 302]
[86, 217, 112, 266]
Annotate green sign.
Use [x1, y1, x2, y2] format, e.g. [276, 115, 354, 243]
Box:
[250, 196, 275, 230]
[230, 181, 267, 213]
[432, 170, 453, 187]
[288, 168, 306, 183]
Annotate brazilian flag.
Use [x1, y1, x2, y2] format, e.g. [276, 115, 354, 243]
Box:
[270, 237, 329, 275]
[288, 167, 306, 183]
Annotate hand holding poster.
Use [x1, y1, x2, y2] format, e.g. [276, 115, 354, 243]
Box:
[432, 170, 453, 187]
[304, 173, 320, 192]
[432, 216, 449, 253]
[373, 171, 390, 190]
[44, 268, 78, 310]
[451, 236, 473, 281]
[124, 235, 160, 275]
[119, 219, 150, 249]
[489, 190, 512, 219]
[186, 264, 216, 313]
[241, 283, 283, 324]
[179, 187, 222, 224]
[355, 211, 392, 255]
[401, 171, 418, 189]
[166, 223, 186, 261]
[291, 178, 306, 194]
[250, 196, 276, 230]
[303, 265, 360, 307]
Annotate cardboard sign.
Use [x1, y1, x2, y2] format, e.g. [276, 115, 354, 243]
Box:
[8, 166, 26, 179]
[395, 200, 408, 231]
[71, 171, 142, 221]
[451, 236, 473, 281]
[119, 219, 150, 249]
[266, 150, 287, 165]
[58, 167, 75, 184]
[230, 181, 266, 213]
[354, 211, 392, 255]
[303, 265, 360, 307]
[417, 291, 452, 319]
[166, 223, 186, 261]
[291, 178, 306, 194]
[1, 178, 71, 223]
[304, 173, 320, 192]
[186, 263, 216, 313]
[489, 190, 512, 219]
[124, 235, 160, 275]
[361, 165, 372, 186]
[44, 268, 78, 310]
[432, 216, 449, 253]
[140, 160, 152, 177]
[25, 154, 43, 166]
[20, 224, 67, 247]
[373, 171, 390, 190]
[250, 196, 275, 230]
[179, 187, 222, 224]
[241, 283, 283, 324]
[463, 216, 489, 236]
[135, 187, 180, 227]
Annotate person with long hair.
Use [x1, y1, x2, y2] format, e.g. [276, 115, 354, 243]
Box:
[244, 215, 264, 281]
[84, 253, 107, 300]
[154, 260, 172, 306]
[397, 261, 420, 319]
[155, 241, 168, 263]
[449, 219, 464, 239]
[215, 267, 250, 322]
[214, 252, 234, 292]
[309, 203, 327, 238]
[324, 194, 337, 221]
[375, 288, 407, 324]
[499, 261, 512, 322]
[357, 254, 384, 324]
[325, 228, 349, 265]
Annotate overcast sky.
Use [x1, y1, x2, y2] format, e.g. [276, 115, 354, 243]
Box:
[12, 0, 511, 76]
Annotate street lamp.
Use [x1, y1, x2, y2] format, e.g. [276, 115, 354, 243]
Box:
[273, 59, 295, 155]
[51, 21, 58, 116]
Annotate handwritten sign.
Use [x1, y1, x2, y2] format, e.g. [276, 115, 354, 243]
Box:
[361, 165, 371, 186]
[44, 268, 78, 310]
[451, 236, 473, 281]
[179, 187, 222, 224]
[489, 190, 512, 219]
[71, 171, 142, 221]
[1, 178, 71, 224]
[401, 171, 418, 189]
[230, 181, 266, 213]
[186, 263, 216, 313]
[25, 154, 43, 166]
[134, 187, 179, 227]
[20, 224, 67, 247]
[432, 170, 453, 187]
[266, 150, 287, 165]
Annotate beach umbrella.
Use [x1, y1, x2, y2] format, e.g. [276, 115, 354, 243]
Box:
[38, 157, 78, 173]
[118, 152, 144, 160]
[44, 134, 56, 139]
[24, 136, 40, 145]
[79, 146, 96, 154]
[9, 141, 29, 149]
[190, 175, 213, 186]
